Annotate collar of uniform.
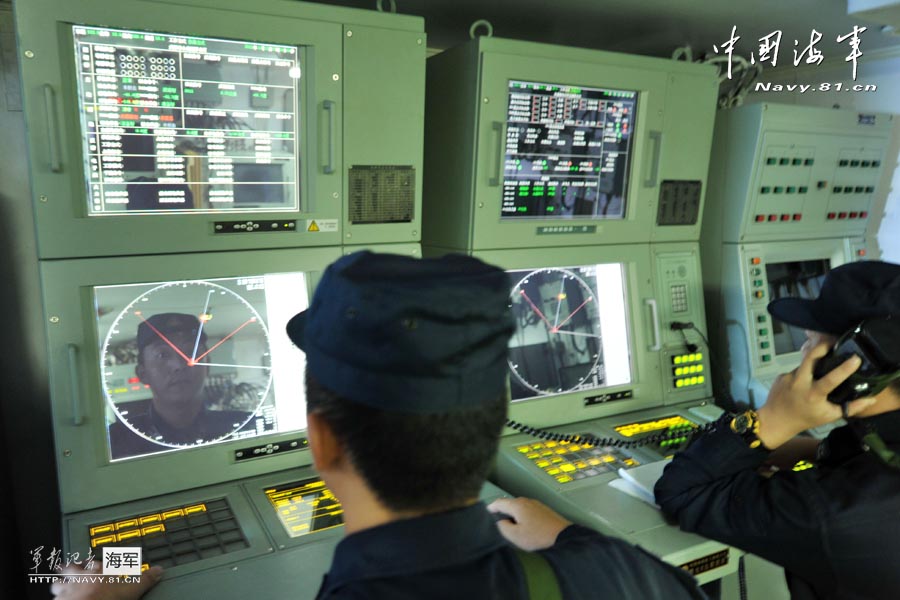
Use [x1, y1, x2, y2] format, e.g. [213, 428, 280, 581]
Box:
[322, 502, 507, 591]
[818, 409, 900, 464]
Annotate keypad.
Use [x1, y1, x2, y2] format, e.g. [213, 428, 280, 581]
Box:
[515, 439, 638, 485]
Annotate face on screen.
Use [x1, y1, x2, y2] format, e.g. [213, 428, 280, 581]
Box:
[501, 80, 637, 220]
[766, 259, 831, 355]
[73, 25, 301, 215]
[95, 273, 308, 461]
[507, 263, 632, 401]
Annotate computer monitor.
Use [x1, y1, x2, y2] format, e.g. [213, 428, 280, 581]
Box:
[17, 0, 426, 258]
[424, 37, 717, 251]
[507, 263, 631, 400]
[74, 26, 300, 215]
[94, 272, 307, 461]
[41, 246, 343, 513]
[502, 81, 636, 221]
[764, 259, 830, 355]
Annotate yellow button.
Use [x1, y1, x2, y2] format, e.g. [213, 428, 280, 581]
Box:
[117, 530, 141, 542]
[517, 446, 531, 453]
[676, 379, 685, 388]
[602, 455, 616, 463]
[674, 356, 683, 365]
[90, 524, 115, 536]
[560, 463, 576, 473]
[536, 460, 550, 468]
[545, 441, 558, 448]
[588, 458, 601, 466]
[90, 535, 116, 548]
[526, 452, 540, 459]
[698, 375, 706, 384]
[162, 509, 185, 520]
[556, 475, 573, 484]
[139, 514, 161, 525]
[115, 519, 138, 531]
[555, 448, 568, 454]
[547, 468, 561, 475]
[551, 457, 563, 464]
[184, 504, 207, 514]
[141, 524, 165, 535]
[696, 352, 703, 361]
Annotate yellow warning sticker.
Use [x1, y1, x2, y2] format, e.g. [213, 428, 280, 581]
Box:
[306, 219, 338, 233]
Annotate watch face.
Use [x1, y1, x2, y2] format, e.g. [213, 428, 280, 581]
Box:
[98, 279, 274, 450]
[732, 413, 752, 434]
[508, 267, 603, 397]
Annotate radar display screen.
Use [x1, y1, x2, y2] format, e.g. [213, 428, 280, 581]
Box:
[766, 259, 831, 355]
[502, 80, 637, 220]
[94, 272, 308, 461]
[508, 264, 632, 401]
[264, 478, 343, 538]
[73, 25, 300, 214]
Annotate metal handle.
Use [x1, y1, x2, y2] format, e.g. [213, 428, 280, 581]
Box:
[644, 130, 662, 188]
[66, 344, 83, 426]
[645, 298, 662, 351]
[43, 84, 62, 173]
[323, 100, 335, 175]
[488, 121, 503, 186]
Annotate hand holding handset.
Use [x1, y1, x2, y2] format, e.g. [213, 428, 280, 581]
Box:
[812, 316, 900, 405]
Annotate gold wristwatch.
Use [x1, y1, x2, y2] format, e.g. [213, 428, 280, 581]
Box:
[729, 410, 763, 449]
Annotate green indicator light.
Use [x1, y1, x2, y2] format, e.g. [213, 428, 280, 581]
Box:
[547, 206, 555, 211]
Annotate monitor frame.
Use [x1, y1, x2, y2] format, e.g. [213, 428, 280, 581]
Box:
[41, 246, 342, 513]
[437, 244, 670, 430]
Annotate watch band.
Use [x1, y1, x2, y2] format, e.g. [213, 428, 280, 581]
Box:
[730, 409, 763, 449]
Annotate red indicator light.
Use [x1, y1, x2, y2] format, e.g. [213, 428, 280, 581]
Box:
[827, 213, 836, 220]
[768, 215, 777, 222]
[861, 211, 868, 218]
[755, 215, 765, 222]
[858, 249, 867, 257]
[127, 377, 140, 384]
[849, 212, 859, 219]
[751, 257, 761, 265]
[780, 214, 790, 221]
[792, 214, 802, 220]
[838, 212, 848, 219]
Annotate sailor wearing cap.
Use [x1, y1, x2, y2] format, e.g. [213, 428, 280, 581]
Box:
[656, 261, 900, 600]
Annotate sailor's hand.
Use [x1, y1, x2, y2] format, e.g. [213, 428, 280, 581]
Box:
[487, 497, 572, 551]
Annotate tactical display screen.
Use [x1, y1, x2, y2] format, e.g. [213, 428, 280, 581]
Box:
[766, 259, 831, 355]
[507, 263, 632, 400]
[501, 80, 637, 220]
[73, 25, 300, 214]
[94, 272, 308, 461]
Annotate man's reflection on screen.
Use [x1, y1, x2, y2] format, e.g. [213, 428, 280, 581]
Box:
[108, 313, 252, 459]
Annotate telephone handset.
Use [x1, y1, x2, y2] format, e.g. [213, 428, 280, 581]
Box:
[812, 316, 900, 405]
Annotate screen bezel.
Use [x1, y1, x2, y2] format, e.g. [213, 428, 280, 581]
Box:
[469, 245, 666, 430]
[42, 246, 342, 513]
[20, 1, 345, 259]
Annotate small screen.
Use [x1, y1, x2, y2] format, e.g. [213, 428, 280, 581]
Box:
[73, 26, 300, 214]
[501, 80, 637, 220]
[95, 273, 308, 461]
[507, 264, 632, 400]
[264, 479, 343, 538]
[766, 259, 831, 355]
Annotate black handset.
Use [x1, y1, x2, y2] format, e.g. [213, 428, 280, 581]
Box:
[812, 317, 900, 405]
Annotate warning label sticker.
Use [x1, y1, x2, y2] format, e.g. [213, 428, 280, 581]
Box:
[306, 219, 338, 233]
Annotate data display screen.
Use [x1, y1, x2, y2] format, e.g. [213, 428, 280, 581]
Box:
[94, 273, 308, 461]
[766, 259, 831, 355]
[501, 80, 637, 220]
[264, 479, 344, 538]
[73, 26, 300, 214]
[507, 264, 632, 400]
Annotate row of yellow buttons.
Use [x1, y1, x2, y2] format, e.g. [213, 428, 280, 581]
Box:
[672, 353, 703, 365]
[675, 376, 705, 388]
[89, 503, 207, 548]
[673, 364, 704, 376]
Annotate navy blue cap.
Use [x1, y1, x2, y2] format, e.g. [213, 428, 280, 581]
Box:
[287, 251, 515, 413]
[768, 260, 900, 335]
